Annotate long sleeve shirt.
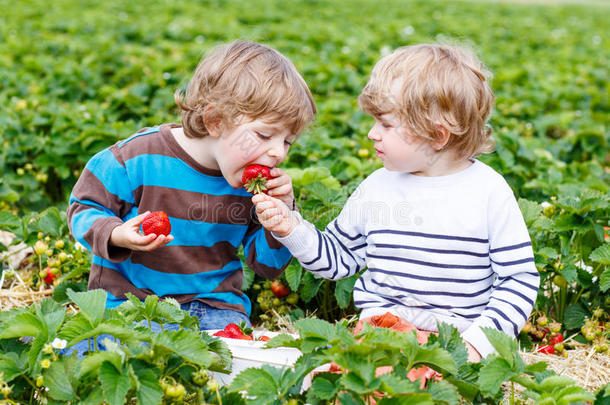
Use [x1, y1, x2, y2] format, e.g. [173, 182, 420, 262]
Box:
[276, 160, 539, 357]
[67, 124, 292, 314]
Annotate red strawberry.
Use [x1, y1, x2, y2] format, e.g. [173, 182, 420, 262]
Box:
[537, 344, 555, 354]
[142, 211, 171, 236]
[39, 267, 57, 284]
[259, 335, 271, 342]
[549, 333, 564, 345]
[271, 280, 290, 298]
[213, 330, 232, 338]
[242, 165, 272, 194]
[224, 323, 243, 338]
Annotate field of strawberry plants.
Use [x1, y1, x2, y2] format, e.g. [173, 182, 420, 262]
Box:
[1, 0, 609, 403]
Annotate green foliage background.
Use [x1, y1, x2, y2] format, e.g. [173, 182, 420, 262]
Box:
[1, 0, 608, 326]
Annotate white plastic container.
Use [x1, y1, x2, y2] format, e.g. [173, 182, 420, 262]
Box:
[207, 330, 302, 385]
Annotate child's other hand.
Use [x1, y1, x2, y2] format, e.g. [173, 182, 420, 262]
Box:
[465, 341, 482, 363]
[110, 211, 174, 251]
[252, 193, 300, 237]
[265, 168, 295, 210]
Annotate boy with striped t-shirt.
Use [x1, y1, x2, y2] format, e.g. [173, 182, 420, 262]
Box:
[67, 41, 316, 330]
[253, 44, 539, 361]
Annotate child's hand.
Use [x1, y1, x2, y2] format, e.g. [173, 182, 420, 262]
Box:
[265, 168, 296, 210]
[465, 341, 482, 363]
[110, 211, 174, 251]
[252, 193, 300, 237]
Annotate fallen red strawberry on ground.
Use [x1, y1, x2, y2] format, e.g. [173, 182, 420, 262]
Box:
[537, 344, 555, 354]
[142, 211, 171, 236]
[271, 279, 290, 298]
[242, 164, 272, 194]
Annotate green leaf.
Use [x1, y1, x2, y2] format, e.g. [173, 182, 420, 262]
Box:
[0, 312, 44, 339]
[539, 375, 577, 391]
[335, 274, 358, 309]
[482, 327, 518, 367]
[241, 265, 255, 290]
[133, 368, 163, 405]
[340, 371, 375, 394]
[377, 394, 435, 405]
[46, 358, 77, 401]
[600, 268, 610, 293]
[300, 272, 324, 303]
[284, 262, 303, 292]
[590, 244, 610, 265]
[229, 366, 279, 402]
[0, 353, 24, 382]
[67, 289, 107, 326]
[564, 303, 588, 329]
[518, 198, 542, 227]
[428, 380, 460, 405]
[477, 357, 515, 397]
[310, 376, 338, 400]
[79, 350, 124, 378]
[27, 207, 62, 236]
[99, 362, 131, 405]
[153, 329, 213, 367]
[0, 210, 20, 230]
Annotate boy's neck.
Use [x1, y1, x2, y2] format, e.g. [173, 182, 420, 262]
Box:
[411, 150, 473, 177]
[170, 127, 220, 170]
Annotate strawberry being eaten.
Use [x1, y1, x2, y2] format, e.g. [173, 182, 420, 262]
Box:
[142, 211, 171, 236]
[242, 164, 272, 194]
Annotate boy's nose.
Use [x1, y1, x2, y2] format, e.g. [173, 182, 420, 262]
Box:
[368, 127, 381, 141]
[267, 143, 286, 163]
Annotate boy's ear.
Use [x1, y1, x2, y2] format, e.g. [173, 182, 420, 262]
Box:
[432, 124, 451, 150]
[202, 105, 222, 138]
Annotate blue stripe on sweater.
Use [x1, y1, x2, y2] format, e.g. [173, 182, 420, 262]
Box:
[368, 267, 494, 283]
[168, 217, 245, 248]
[367, 253, 491, 270]
[243, 230, 292, 269]
[489, 241, 532, 253]
[85, 149, 135, 204]
[124, 154, 251, 197]
[71, 207, 111, 250]
[94, 256, 243, 297]
[375, 243, 488, 257]
[369, 229, 488, 243]
[117, 127, 161, 148]
[369, 277, 491, 298]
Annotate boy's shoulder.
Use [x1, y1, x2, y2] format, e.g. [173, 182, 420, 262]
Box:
[104, 124, 178, 164]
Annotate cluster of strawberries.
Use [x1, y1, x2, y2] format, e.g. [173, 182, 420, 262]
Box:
[523, 315, 565, 356]
[212, 322, 271, 341]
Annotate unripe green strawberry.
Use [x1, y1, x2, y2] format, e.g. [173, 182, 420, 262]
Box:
[34, 241, 48, 256]
[537, 315, 548, 327]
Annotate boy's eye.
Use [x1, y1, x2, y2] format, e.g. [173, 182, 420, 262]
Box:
[255, 131, 271, 140]
[285, 139, 295, 146]
[381, 123, 392, 129]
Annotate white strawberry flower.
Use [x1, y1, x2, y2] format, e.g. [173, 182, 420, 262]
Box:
[51, 338, 67, 349]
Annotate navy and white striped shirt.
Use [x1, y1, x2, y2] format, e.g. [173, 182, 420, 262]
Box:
[276, 160, 539, 356]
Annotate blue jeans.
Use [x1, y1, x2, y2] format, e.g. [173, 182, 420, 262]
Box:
[62, 301, 250, 358]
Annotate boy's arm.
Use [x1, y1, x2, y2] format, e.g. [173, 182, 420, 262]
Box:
[253, 189, 367, 280]
[241, 217, 293, 279]
[67, 147, 135, 262]
[462, 182, 540, 358]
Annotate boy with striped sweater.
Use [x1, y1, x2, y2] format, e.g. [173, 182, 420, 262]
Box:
[253, 44, 539, 361]
[68, 41, 316, 330]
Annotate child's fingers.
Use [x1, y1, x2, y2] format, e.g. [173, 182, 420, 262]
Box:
[270, 167, 286, 178]
[267, 184, 292, 197]
[252, 193, 272, 205]
[258, 207, 283, 221]
[266, 173, 291, 189]
[125, 211, 151, 226]
[131, 233, 157, 246]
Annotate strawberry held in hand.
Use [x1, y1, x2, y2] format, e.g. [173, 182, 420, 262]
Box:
[142, 211, 171, 236]
[242, 164, 272, 194]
